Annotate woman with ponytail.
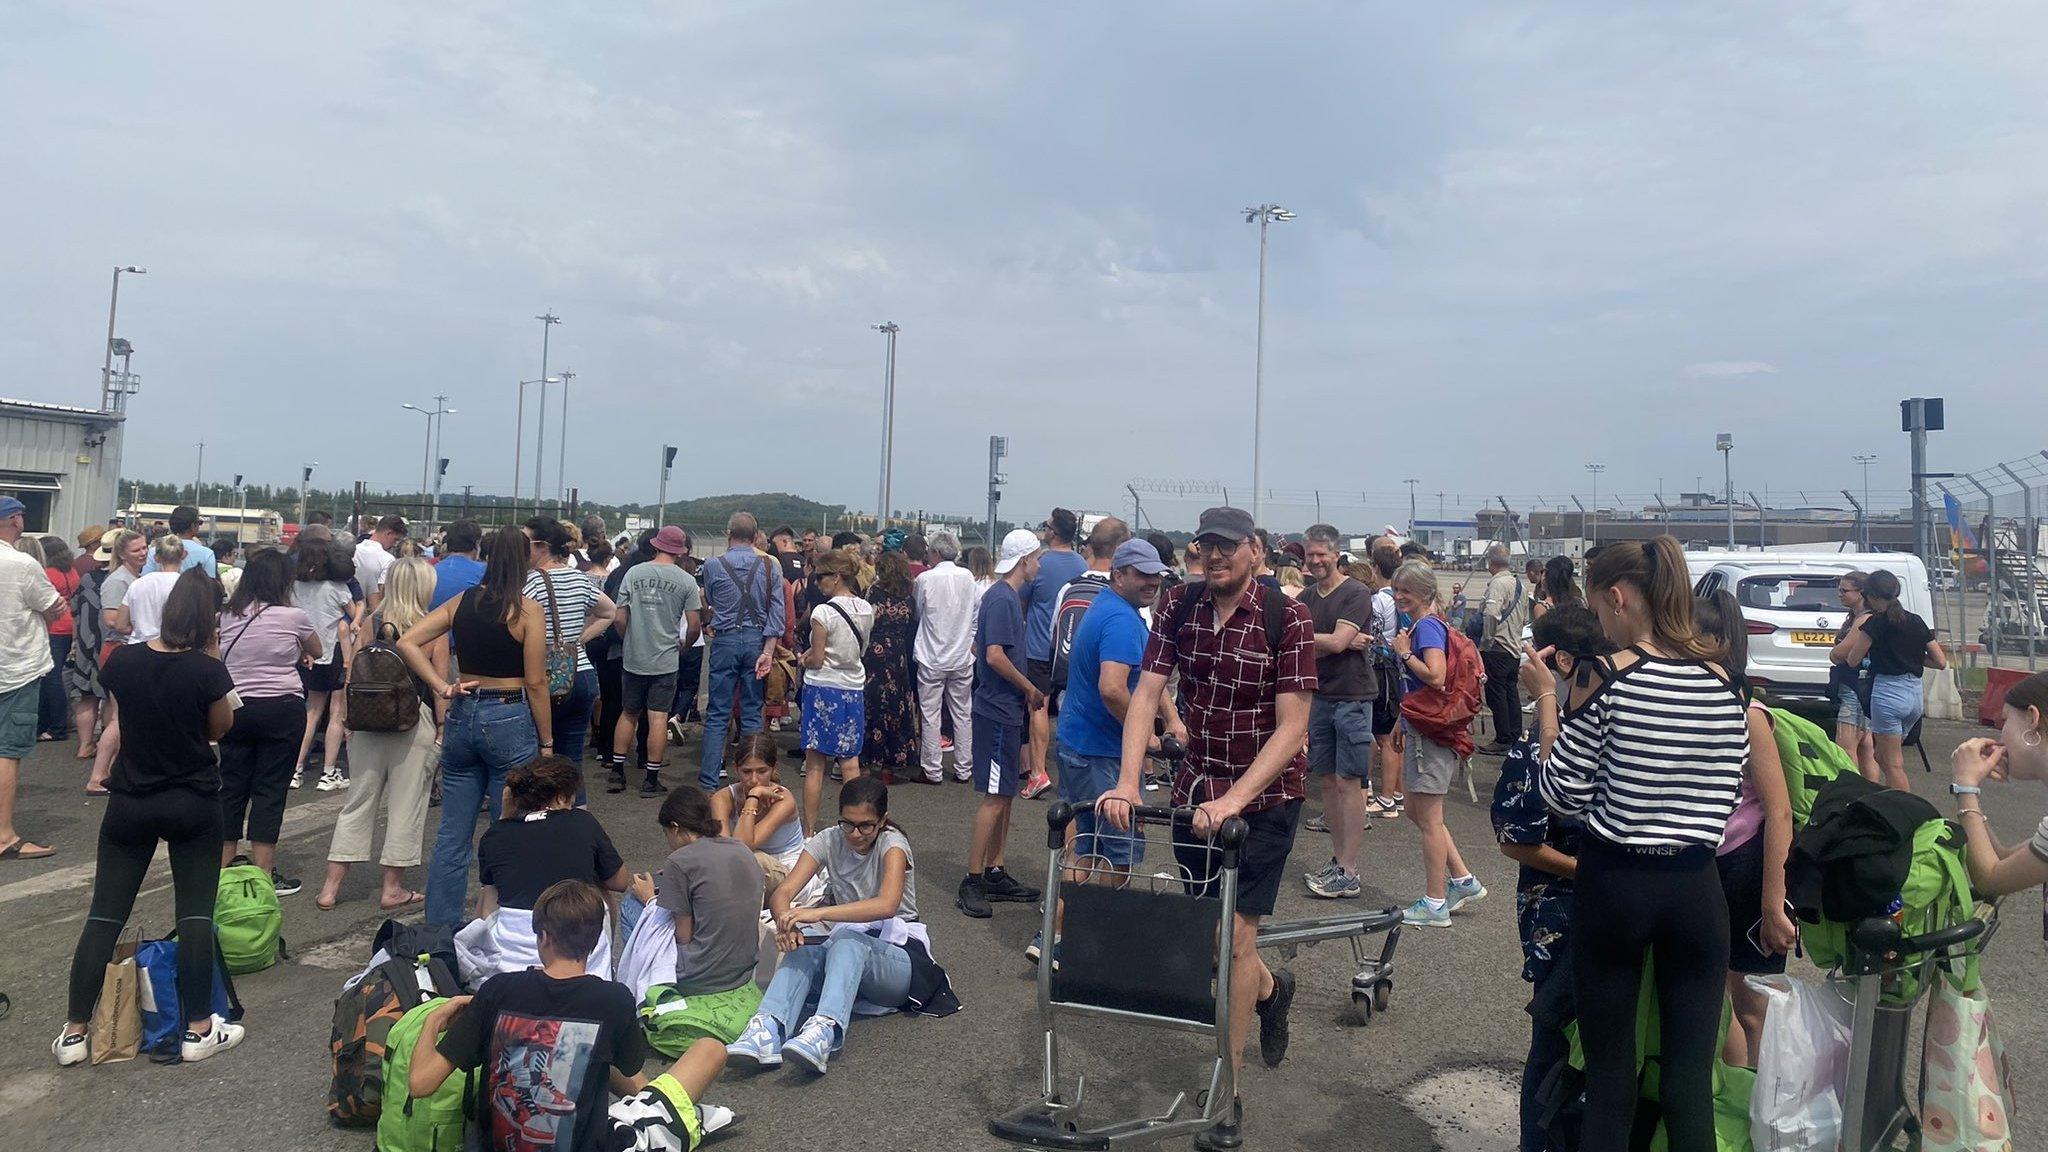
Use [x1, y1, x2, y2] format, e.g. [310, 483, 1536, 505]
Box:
[1831, 568, 1944, 792]
[1518, 535, 1750, 1152]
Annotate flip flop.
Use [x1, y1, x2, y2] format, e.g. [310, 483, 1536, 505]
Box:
[379, 890, 425, 911]
[84, 786, 110, 796]
[0, 840, 56, 861]
[315, 896, 339, 911]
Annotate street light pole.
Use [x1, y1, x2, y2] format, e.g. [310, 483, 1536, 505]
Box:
[533, 313, 561, 514]
[193, 441, 205, 506]
[431, 393, 451, 535]
[298, 462, 317, 529]
[656, 445, 678, 527]
[1243, 204, 1294, 526]
[555, 369, 576, 508]
[872, 322, 899, 531]
[1717, 433, 1735, 549]
[1404, 478, 1419, 539]
[512, 377, 557, 515]
[1853, 454, 1877, 549]
[100, 266, 145, 411]
[1585, 463, 1605, 544]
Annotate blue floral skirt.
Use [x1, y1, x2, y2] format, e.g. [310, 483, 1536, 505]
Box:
[801, 683, 865, 759]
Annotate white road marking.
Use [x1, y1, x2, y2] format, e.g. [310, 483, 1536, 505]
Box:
[0, 794, 350, 908]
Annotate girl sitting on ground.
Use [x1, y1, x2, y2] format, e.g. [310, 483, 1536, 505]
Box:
[711, 733, 804, 890]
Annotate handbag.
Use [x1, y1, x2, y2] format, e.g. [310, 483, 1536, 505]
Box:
[88, 931, 143, 1064]
[537, 570, 578, 702]
[1919, 975, 2016, 1151]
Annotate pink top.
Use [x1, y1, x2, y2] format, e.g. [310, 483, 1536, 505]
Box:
[1718, 699, 1769, 855]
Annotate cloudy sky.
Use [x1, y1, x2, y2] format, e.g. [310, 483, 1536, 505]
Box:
[8, 2, 2047, 532]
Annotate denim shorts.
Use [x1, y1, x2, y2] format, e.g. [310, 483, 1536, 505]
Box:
[1055, 746, 1144, 867]
[1307, 697, 1375, 780]
[1835, 686, 1868, 731]
[1866, 673, 1924, 737]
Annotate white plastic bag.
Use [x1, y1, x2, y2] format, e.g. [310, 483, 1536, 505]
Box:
[1749, 973, 1855, 1152]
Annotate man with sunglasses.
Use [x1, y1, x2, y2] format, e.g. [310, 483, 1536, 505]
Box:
[1104, 506, 1316, 1151]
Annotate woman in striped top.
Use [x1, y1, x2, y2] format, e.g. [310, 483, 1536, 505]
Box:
[1522, 535, 1747, 1152]
[523, 517, 617, 783]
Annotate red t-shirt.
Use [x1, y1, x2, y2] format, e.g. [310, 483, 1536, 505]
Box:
[44, 566, 77, 636]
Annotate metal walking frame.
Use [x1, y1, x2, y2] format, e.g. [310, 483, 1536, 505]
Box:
[989, 799, 1404, 1149]
[1835, 912, 1994, 1152]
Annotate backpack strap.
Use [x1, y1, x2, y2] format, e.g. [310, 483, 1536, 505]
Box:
[1260, 583, 1289, 661]
[1163, 581, 1291, 662]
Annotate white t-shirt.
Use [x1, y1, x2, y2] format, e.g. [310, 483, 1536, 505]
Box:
[807, 595, 874, 691]
[353, 538, 393, 593]
[123, 569, 182, 644]
[0, 547, 59, 691]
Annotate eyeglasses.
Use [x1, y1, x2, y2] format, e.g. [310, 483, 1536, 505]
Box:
[837, 818, 881, 835]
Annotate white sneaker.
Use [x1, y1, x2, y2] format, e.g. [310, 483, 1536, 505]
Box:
[180, 1016, 245, 1062]
[290, 767, 304, 789]
[315, 769, 344, 792]
[52, 1030, 88, 1067]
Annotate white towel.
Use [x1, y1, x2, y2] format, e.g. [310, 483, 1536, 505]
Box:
[455, 907, 611, 986]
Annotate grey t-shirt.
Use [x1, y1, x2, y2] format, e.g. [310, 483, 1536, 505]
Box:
[656, 836, 765, 996]
[102, 565, 138, 613]
[1301, 577, 1375, 701]
[618, 561, 703, 676]
[803, 826, 918, 922]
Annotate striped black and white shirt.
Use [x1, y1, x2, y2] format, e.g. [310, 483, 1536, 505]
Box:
[522, 566, 601, 673]
[1537, 652, 1749, 848]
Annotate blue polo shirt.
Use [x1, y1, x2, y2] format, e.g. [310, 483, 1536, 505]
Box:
[972, 579, 1027, 727]
[429, 553, 486, 611]
[1055, 590, 1148, 758]
[179, 537, 218, 577]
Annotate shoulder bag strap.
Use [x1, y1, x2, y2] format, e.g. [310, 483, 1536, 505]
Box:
[825, 600, 867, 650]
[220, 603, 271, 664]
[538, 569, 567, 650]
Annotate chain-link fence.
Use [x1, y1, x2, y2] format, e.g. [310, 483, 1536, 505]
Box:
[1926, 450, 2048, 671]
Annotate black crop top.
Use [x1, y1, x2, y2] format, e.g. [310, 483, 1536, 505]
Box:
[452, 588, 526, 679]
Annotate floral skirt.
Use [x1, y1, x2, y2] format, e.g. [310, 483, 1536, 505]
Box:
[801, 683, 865, 759]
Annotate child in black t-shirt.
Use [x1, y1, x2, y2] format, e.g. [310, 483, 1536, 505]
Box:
[408, 880, 738, 1152]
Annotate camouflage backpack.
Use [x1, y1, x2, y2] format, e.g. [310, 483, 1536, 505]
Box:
[327, 953, 459, 1126]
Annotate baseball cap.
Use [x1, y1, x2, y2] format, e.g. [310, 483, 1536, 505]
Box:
[0, 496, 24, 519]
[1112, 538, 1168, 575]
[650, 525, 691, 556]
[1193, 506, 1255, 545]
[993, 528, 1042, 575]
[94, 528, 121, 563]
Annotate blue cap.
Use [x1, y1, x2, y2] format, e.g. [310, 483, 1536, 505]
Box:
[1112, 538, 1168, 575]
[0, 496, 24, 519]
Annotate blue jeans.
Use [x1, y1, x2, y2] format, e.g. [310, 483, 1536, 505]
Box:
[700, 630, 766, 788]
[426, 694, 539, 925]
[554, 668, 599, 802]
[759, 931, 912, 1039]
[40, 634, 72, 737]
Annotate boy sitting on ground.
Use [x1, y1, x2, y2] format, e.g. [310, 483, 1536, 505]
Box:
[408, 879, 738, 1151]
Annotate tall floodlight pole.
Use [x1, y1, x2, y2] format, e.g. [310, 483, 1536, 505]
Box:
[100, 266, 146, 411]
[298, 462, 317, 529]
[872, 323, 900, 532]
[1853, 454, 1878, 549]
[403, 395, 456, 531]
[987, 435, 1009, 548]
[1243, 204, 1294, 526]
[234, 474, 246, 542]
[1585, 463, 1605, 544]
[431, 393, 452, 534]
[193, 442, 206, 506]
[1404, 478, 1419, 539]
[532, 313, 561, 513]
[555, 369, 576, 507]
[1717, 433, 1735, 549]
[513, 376, 558, 512]
[656, 445, 678, 526]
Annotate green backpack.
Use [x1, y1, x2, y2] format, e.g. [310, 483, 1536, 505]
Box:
[1766, 706, 1859, 827]
[216, 858, 284, 974]
[377, 997, 472, 1152]
[1797, 817, 1978, 1003]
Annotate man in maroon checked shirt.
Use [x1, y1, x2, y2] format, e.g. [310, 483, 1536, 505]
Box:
[1104, 505, 1316, 1152]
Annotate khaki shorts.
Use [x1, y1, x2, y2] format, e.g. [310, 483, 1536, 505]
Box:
[1401, 721, 1459, 795]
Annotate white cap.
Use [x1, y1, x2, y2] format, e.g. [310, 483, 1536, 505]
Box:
[994, 528, 1042, 575]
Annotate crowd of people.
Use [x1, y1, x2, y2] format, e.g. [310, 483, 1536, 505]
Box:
[0, 489, 2010, 1152]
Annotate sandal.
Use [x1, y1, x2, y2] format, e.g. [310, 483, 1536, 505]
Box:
[378, 890, 424, 911]
[0, 839, 57, 861]
[315, 895, 339, 911]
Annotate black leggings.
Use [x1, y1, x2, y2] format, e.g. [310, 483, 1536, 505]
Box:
[592, 656, 648, 765]
[218, 695, 304, 844]
[67, 789, 224, 1025]
[1571, 840, 1728, 1152]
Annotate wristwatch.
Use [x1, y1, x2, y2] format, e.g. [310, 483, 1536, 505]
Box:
[1949, 783, 1981, 796]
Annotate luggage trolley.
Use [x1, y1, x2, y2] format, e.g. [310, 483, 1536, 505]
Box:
[1836, 912, 1993, 1152]
[990, 800, 1403, 1150]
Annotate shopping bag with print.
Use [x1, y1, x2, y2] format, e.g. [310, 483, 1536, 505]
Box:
[1919, 976, 2015, 1152]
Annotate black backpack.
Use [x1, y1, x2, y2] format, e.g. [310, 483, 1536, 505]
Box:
[1046, 573, 1111, 709]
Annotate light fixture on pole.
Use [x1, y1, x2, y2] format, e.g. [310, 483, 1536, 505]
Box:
[872, 322, 900, 531]
[193, 441, 206, 507]
[1853, 453, 1877, 549]
[403, 395, 456, 533]
[233, 473, 246, 542]
[1716, 433, 1735, 549]
[554, 369, 576, 507]
[100, 266, 146, 412]
[987, 435, 1009, 548]
[298, 462, 318, 529]
[533, 312, 561, 513]
[1584, 463, 1605, 544]
[512, 376, 559, 512]
[656, 445, 679, 527]
[1242, 204, 1294, 526]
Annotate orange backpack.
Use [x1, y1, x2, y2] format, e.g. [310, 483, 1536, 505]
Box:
[1398, 614, 1482, 755]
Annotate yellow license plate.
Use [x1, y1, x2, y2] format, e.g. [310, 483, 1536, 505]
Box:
[1790, 630, 1835, 646]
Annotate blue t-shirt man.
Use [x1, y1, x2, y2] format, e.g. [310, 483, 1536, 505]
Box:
[428, 553, 487, 611]
[973, 579, 1027, 726]
[1021, 548, 1087, 665]
[1055, 591, 1148, 759]
[178, 537, 218, 577]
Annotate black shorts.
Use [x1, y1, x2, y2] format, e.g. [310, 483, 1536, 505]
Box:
[1173, 799, 1302, 918]
[1717, 832, 1787, 976]
[300, 652, 344, 693]
[1027, 658, 1054, 696]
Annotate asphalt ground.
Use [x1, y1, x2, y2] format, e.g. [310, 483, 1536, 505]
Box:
[0, 716, 2040, 1152]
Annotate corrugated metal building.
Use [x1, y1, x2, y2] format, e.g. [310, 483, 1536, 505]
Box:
[0, 398, 125, 541]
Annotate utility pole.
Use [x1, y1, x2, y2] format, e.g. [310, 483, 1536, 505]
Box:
[192, 442, 205, 507]
[533, 312, 561, 515]
[234, 473, 246, 542]
[555, 369, 576, 507]
[1243, 204, 1294, 526]
[873, 323, 900, 532]
[1854, 453, 1877, 550]
[297, 462, 317, 529]
[656, 445, 678, 527]
[1717, 433, 1735, 549]
[1584, 464, 1604, 545]
[987, 436, 1009, 548]
[1902, 399, 1945, 564]
[1404, 479, 1419, 539]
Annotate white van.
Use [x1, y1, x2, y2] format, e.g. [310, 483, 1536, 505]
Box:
[1682, 552, 1934, 709]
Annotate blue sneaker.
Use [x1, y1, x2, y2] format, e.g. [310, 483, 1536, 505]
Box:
[1306, 869, 1361, 900]
[781, 1015, 839, 1074]
[1025, 930, 1063, 970]
[725, 1015, 782, 1068]
[1402, 898, 1450, 927]
[1444, 876, 1489, 914]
